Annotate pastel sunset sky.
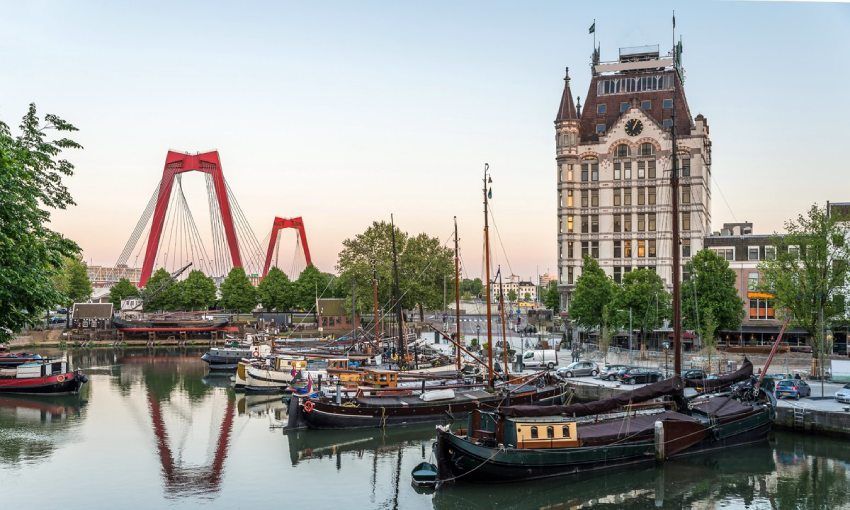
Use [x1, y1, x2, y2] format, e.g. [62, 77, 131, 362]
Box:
[2, 1, 848, 281]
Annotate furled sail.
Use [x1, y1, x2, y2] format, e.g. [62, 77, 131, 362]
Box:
[684, 358, 753, 391]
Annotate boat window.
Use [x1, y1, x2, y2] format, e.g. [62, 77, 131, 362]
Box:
[562, 425, 571, 438]
[546, 426, 555, 439]
[530, 426, 538, 439]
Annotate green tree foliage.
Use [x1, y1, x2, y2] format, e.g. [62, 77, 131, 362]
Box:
[54, 256, 92, 306]
[142, 268, 181, 311]
[178, 270, 217, 310]
[335, 221, 453, 316]
[507, 289, 517, 303]
[293, 265, 337, 311]
[109, 278, 139, 309]
[523, 292, 531, 301]
[220, 267, 257, 313]
[682, 249, 744, 333]
[0, 105, 81, 341]
[543, 281, 560, 313]
[760, 204, 850, 360]
[700, 307, 719, 372]
[460, 278, 483, 298]
[257, 267, 295, 311]
[611, 268, 671, 345]
[569, 257, 616, 331]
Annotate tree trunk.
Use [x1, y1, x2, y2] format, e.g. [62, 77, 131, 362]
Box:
[419, 303, 424, 322]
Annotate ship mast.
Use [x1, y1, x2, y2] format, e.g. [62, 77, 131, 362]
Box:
[453, 217, 462, 371]
[498, 267, 510, 379]
[483, 164, 494, 388]
[390, 214, 405, 366]
[372, 261, 380, 345]
[670, 76, 682, 377]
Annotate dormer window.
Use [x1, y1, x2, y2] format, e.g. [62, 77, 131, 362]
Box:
[597, 104, 607, 115]
[663, 98, 674, 109]
[616, 144, 630, 158]
[641, 100, 651, 110]
[596, 124, 606, 134]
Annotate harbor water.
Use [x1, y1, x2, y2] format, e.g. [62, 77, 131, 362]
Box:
[1, 348, 849, 510]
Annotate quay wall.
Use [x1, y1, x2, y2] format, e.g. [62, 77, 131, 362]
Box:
[774, 406, 850, 439]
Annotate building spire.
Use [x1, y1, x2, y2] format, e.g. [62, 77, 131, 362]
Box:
[555, 67, 579, 122]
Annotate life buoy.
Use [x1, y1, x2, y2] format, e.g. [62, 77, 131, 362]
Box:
[252, 350, 259, 357]
[303, 400, 315, 413]
[56, 374, 65, 383]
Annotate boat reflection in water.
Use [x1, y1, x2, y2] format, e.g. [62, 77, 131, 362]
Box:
[285, 424, 436, 467]
[0, 393, 86, 465]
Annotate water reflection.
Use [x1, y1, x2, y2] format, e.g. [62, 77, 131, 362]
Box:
[0, 394, 86, 465]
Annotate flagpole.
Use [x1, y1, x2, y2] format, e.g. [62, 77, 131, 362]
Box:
[593, 18, 596, 50]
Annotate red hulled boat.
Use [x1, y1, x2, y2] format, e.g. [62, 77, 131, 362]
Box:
[0, 359, 88, 395]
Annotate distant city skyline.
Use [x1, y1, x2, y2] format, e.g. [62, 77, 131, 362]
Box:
[2, 1, 848, 280]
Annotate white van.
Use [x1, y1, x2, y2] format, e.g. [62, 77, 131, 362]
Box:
[520, 349, 559, 370]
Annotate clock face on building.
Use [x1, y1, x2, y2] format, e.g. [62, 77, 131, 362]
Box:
[625, 119, 643, 136]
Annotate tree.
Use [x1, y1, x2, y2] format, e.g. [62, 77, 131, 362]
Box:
[543, 281, 560, 313]
[569, 257, 616, 333]
[142, 268, 181, 311]
[611, 268, 671, 348]
[507, 289, 517, 303]
[220, 267, 257, 313]
[523, 292, 531, 301]
[109, 278, 139, 309]
[257, 267, 295, 311]
[335, 221, 452, 318]
[682, 249, 744, 334]
[760, 204, 850, 372]
[178, 270, 217, 310]
[0, 105, 81, 342]
[54, 256, 92, 306]
[293, 265, 335, 311]
[461, 278, 484, 298]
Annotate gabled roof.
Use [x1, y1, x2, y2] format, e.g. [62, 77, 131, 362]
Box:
[555, 67, 579, 123]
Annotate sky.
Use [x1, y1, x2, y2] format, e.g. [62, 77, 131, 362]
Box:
[2, 1, 849, 281]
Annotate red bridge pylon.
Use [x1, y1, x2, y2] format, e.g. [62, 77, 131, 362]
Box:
[262, 216, 312, 278]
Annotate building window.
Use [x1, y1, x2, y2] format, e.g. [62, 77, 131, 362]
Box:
[591, 163, 599, 181]
[567, 164, 574, 181]
[788, 245, 800, 259]
[624, 188, 632, 206]
[591, 241, 599, 259]
[640, 143, 654, 156]
[624, 161, 632, 179]
[748, 246, 760, 261]
[663, 98, 674, 109]
[748, 272, 759, 291]
[614, 240, 622, 258]
[682, 212, 691, 231]
[749, 298, 775, 320]
[567, 190, 574, 207]
[614, 214, 621, 232]
[637, 240, 646, 258]
[648, 160, 656, 179]
[568, 267, 574, 284]
[765, 245, 776, 260]
[614, 162, 622, 180]
[681, 158, 691, 177]
[682, 238, 691, 258]
[581, 190, 588, 208]
[566, 215, 574, 233]
[614, 188, 621, 207]
[581, 242, 589, 257]
[648, 239, 657, 258]
[624, 240, 632, 258]
[681, 185, 691, 204]
[591, 215, 599, 234]
[648, 186, 656, 205]
[596, 124, 606, 134]
[648, 213, 656, 231]
[613, 266, 622, 283]
[616, 144, 630, 158]
[711, 247, 734, 261]
[620, 102, 629, 113]
[568, 241, 574, 259]
[662, 119, 673, 128]
[637, 186, 645, 206]
[637, 161, 646, 179]
[624, 214, 632, 232]
[637, 214, 645, 232]
[597, 104, 607, 115]
[641, 100, 651, 110]
[591, 189, 599, 207]
[580, 215, 588, 234]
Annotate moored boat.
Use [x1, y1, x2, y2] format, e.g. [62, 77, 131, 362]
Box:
[201, 343, 270, 371]
[0, 359, 88, 395]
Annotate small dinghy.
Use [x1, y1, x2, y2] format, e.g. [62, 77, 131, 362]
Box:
[411, 462, 438, 488]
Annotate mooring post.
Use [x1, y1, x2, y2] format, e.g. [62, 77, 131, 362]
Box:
[654, 420, 665, 462]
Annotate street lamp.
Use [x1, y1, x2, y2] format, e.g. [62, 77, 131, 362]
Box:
[617, 308, 633, 363]
[662, 342, 670, 378]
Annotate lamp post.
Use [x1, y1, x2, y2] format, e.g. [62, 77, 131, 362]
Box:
[617, 308, 633, 363]
[663, 342, 670, 378]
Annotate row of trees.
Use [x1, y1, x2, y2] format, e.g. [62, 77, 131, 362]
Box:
[569, 249, 745, 356]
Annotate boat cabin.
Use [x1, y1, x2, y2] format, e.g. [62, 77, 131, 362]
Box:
[511, 420, 579, 449]
[1, 359, 68, 379]
[275, 357, 308, 372]
[362, 369, 398, 388]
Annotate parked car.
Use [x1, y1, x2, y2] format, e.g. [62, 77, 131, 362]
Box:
[557, 361, 599, 378]
[775, 379, 811, 400]
[598, 364, 629, 381]
[836, 384, 850, 404]
[48, 316, 65, 324]
[620, 367, 663, 385]
[615, 366, 632, 380]
[520, 350, 560, 370]
[683, 369, 707, 380]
